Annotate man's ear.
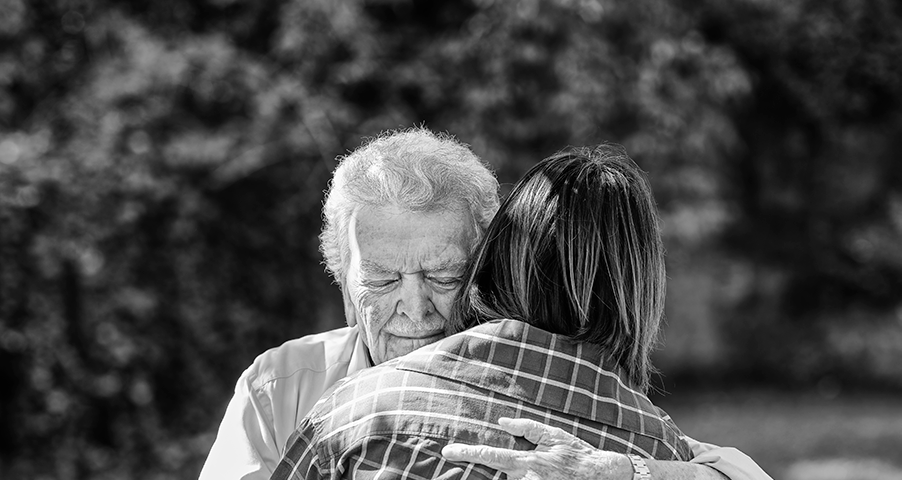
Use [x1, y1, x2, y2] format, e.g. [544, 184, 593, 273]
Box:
[341, 282, 357, 328]
[343, 208, 361, 329]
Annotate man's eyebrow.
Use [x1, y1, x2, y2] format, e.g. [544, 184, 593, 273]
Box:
[359, 260, 395, 275]
[359, 259, 468, 275]
[426, 260, 468, 273]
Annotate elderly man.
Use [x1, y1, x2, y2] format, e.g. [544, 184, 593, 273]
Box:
[199, 128, 767, 480]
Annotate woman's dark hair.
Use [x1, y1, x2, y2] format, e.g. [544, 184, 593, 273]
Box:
[453, 143, 665, 391]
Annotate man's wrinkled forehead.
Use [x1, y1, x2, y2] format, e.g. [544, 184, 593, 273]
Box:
[349, 203, 476, 236]
[346, 204, 477, 265]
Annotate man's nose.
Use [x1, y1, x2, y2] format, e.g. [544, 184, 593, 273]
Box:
[396, 276, 435, 323]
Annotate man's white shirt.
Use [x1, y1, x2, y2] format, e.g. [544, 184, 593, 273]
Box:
[199, 327, 368, 480]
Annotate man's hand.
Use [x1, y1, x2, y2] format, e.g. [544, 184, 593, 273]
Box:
[441, 418, 634, 480]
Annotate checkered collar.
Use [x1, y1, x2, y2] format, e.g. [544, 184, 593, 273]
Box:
[394, 319, 673, 445]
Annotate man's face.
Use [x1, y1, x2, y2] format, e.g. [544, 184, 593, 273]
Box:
[343, 204, 476, 365]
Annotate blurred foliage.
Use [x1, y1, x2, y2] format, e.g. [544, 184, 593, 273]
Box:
[654, 390, 902, 479]
[0, 0, 901, 478]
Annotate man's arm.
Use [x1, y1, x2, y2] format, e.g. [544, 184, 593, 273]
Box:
[683, 436, 772, 480]
[441, 418, 773, 480]
[199, 370, 281, 480]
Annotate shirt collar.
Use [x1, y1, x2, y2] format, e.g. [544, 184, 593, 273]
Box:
[348, 325, 374, 375]
[394, 319, 669, 443]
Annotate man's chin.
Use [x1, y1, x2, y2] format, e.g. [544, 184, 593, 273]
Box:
[379, 333, 446, 363]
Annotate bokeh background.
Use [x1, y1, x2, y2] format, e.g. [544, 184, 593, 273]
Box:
[2, 0, 901, 478]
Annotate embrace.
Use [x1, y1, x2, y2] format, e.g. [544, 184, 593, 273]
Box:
[200, 128, 773, 480]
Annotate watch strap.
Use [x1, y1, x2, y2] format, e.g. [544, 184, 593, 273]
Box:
[628, 454, 651, 480]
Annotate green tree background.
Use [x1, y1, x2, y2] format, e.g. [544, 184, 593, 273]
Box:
[1, 0, 901, 478]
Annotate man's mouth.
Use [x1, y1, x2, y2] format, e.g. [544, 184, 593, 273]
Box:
[390, 331, 445, 341]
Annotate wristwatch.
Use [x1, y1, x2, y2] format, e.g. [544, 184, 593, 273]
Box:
[628, 454, 651, 480]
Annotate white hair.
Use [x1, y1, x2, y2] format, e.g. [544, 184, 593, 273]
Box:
[320, 127, 500, 283]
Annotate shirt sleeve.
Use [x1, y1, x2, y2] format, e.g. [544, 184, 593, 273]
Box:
[199, 367, 281, 480]
[685, 435, 774, 480]
[270, 420, 323, 480]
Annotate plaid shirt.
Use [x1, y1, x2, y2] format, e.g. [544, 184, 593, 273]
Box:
[271, 319, 692, 480]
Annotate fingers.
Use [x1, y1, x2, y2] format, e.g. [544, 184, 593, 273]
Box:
[441, 444, 523, 471]
[498, 417, 570, 445]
